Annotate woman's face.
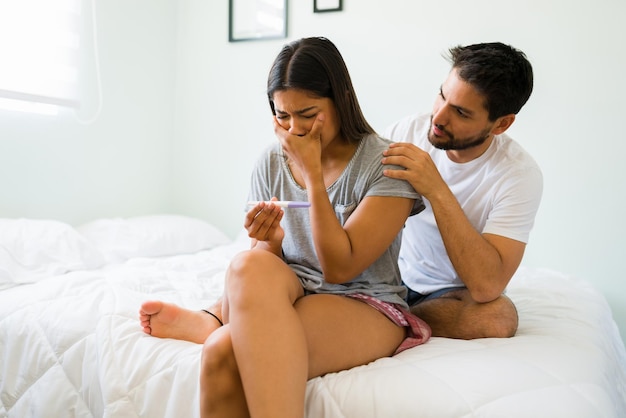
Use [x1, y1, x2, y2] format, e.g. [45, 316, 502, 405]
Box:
[272, 88, 341, 146]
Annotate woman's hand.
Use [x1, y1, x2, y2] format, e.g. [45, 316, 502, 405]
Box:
[244, 199, 285, 256]
[273, 113, 325, 184]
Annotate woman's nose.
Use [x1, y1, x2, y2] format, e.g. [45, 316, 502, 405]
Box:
[289, 120, 307, 136]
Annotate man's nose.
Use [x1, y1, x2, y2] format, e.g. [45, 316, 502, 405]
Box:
[431, 105, 449, 127]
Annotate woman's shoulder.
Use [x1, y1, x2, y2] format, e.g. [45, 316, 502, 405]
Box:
[346, 134, 394, 171]
[254, 142, 283, 165]
[359, 133, 392, 155]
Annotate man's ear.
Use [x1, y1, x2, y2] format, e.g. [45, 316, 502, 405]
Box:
[492, 114, 516, 135]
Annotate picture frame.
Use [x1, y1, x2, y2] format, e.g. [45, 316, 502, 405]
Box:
[314, 0, 343, 13]
[229, 0, 288, 42]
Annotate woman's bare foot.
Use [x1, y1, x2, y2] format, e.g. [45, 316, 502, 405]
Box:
[139, 300, 222, 344]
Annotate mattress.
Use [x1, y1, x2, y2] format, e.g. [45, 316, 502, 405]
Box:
[1, 215, 625, 417]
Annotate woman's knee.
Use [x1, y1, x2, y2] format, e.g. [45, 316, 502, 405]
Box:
[225, 249, 300, 307]
[226, 251, 276, 292]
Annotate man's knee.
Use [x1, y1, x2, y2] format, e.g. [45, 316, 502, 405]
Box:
[411, 290, 518, 339]
[489, 295, 518, 338]
[458, 290, 518, 338]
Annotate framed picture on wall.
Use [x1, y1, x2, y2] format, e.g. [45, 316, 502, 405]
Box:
[229, 0, 288, 42]
[314, 0, 343, 13]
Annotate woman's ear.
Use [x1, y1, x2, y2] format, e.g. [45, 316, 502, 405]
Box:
[492, 114, 516, 135]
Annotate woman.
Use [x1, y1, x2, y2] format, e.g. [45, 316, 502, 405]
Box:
[140, 37, 430, 418]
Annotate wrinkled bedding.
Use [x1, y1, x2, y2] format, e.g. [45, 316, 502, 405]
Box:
[1, 217, 625, 417]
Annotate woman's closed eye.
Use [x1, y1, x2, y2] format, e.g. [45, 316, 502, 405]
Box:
[277, 113, 317, 120]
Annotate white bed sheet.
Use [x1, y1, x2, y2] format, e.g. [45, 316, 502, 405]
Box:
[1, 238, 625, 417]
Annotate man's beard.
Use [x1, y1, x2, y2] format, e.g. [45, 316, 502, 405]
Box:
[428, 117, 491, 151]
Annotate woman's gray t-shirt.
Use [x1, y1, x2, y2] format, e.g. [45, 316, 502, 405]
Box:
[248, 134, 424, 308]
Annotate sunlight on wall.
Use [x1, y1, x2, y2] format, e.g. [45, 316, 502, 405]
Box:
[0, 98, 59, 116]
[0, 0, 81, 109]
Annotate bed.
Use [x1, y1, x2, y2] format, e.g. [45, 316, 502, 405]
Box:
[1, 215, 625, 418]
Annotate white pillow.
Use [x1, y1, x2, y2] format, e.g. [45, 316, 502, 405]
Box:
[77, 215, 232, 263]
[0, 218, 105, 290]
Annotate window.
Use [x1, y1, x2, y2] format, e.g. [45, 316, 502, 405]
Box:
[0, 0, 81, 115]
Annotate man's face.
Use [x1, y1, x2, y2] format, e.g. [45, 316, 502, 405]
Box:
[428, 69, 495, 151]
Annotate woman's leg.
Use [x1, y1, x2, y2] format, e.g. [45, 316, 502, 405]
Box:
[294, 294, 405, 379]
[200, 325, 249, 418]
[219, 249, 306, 418]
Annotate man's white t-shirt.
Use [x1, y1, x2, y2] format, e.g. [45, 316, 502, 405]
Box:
[384, 113, 543, 294]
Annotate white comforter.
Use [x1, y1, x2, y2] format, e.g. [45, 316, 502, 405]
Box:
[1, 220, 625, 417]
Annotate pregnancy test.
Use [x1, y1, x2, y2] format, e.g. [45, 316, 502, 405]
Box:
[247, 201, 311, 208]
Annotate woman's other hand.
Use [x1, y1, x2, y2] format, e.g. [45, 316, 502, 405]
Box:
[244, 198, 285, 256]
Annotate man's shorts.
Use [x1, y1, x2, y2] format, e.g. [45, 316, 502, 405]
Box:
[406, 286, 467, 307]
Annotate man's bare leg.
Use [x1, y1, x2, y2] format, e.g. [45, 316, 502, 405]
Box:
[410, 290, 518, 339]
[139, 298, 224, 344]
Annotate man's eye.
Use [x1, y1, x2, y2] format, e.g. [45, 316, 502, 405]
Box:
[456, 109, 468, 118]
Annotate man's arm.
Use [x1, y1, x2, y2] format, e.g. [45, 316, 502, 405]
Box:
[382, 142, 523, 303]
[425, 183, 525, 302]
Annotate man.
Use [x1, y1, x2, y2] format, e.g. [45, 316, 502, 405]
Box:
[381, 42, 543, 339]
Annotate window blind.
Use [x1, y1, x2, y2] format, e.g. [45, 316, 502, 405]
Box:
[0, 0, 81, 109]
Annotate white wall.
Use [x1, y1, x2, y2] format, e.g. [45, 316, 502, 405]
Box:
[0, 0, 177, 224]
[1, 0, 625, 343]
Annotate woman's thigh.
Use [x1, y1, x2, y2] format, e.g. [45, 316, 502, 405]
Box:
[294, 294, 405, 379]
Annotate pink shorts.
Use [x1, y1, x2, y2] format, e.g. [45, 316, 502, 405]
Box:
[347, 293, 431, 354]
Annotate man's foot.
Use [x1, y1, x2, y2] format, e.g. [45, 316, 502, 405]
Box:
[139, 300, 222, 344]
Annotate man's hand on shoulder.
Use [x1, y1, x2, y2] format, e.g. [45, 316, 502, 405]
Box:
[382, 142, 447, 199]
